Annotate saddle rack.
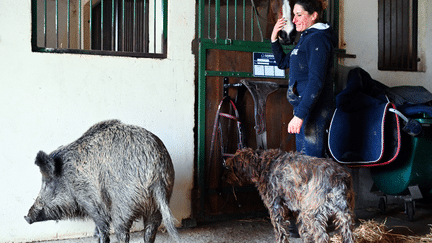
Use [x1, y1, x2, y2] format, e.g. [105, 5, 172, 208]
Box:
[209, 77, 287, 171]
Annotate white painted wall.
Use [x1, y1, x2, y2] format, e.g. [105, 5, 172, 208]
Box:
[0, 0, 195, 242]
[341, 0, 432, 91]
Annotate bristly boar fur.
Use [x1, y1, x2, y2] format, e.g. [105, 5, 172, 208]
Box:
[25, 120, 180, 243]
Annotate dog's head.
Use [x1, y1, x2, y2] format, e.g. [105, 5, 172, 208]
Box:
[223, 148, 260, 186]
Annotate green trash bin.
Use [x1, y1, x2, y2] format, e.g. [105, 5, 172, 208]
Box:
[370, 115, 432, 198]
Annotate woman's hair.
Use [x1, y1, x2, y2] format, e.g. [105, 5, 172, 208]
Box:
[296, 0, 328, 22]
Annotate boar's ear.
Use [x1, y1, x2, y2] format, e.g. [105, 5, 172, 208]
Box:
[35, 151, 55, 178]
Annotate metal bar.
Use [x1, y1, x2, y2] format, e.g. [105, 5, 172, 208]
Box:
[56, 0, 59, 48]
[89, 0, 92, 49]
[250, 3, 253, 41]
[162, 0, 168, 55]
[37, 47, 166, 58]
[112, 0, 115, 51]
[226, 0, 229, 39]
[207, 0, 211, 38]
[44, 0, 47, 47]
[79, 0, 82, 48]
[134, 0, 137, 52]
[242, 0, 245, 40]
[101, 0, 104, 50]
[197, 0, 207, 221]
[67, 0, 70, 48]
[215, 0, 220, 40]
[200, 38, 292, 52]
[234, 0, 237, 40]
[153, 0, 156, 52]
[205, 70, 254, 78]
[122, 0, 125, 51]
[250, 0, 264, 42]
[144, 0, 147, 53]
[114, 0, 119, 51]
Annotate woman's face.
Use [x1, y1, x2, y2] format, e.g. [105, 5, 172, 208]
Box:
[292, 4, 318, 32]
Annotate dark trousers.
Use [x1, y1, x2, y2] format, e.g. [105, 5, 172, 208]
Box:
[295, 102, 334, 158]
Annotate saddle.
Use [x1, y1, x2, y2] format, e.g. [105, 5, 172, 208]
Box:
[328, 68, 401, 167]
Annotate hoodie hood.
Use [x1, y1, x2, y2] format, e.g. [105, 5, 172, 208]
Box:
[309, 22, 331, 30]
[301, 22, 338, 47]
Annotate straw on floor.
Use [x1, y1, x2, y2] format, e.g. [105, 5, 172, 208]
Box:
[330, 219, 432, 243]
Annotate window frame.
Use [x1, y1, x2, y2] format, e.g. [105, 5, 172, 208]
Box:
[31, 0, 168, 58]
[378, 0, 418, 71]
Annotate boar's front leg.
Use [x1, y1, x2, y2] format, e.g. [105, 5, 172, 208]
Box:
[112, 219, 133, 243]
[93, 218, 111, 243]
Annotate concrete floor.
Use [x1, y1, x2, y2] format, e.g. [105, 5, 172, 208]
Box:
[36, 201, 432, 243]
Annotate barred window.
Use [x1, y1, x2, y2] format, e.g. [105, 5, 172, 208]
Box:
[31, 0, 167, 58]
[378, 0, 418, 71]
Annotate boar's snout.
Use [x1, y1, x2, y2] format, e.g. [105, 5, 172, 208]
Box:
[24, 215, 34, 224]
[24, 203, 48, 224]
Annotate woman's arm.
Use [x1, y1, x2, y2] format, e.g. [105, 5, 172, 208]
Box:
[271, 18, 291, 69]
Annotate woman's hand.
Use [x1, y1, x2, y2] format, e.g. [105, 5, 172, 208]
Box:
[271, 18, 287, 42]
[287, 116, 303, 134]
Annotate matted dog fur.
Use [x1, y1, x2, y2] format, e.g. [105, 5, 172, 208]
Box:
[224, 148, 355, 243]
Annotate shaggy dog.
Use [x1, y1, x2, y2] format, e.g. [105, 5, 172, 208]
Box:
[224, 148, 355, 243]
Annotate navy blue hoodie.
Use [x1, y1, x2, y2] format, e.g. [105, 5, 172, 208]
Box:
[272, 23, 337, 120]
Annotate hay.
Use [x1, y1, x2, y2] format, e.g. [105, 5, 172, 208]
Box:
[330, 219, 432, 243]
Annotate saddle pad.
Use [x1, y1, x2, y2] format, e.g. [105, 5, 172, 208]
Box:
[328, 102, 401, 167]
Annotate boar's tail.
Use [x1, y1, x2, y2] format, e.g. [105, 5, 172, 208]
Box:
[154, 184, 180, 242]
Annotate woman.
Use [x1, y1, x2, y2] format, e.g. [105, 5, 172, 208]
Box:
[271, 0, 336, 158]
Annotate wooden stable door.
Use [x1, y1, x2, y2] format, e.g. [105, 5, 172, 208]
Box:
[199, 48, 295, 220]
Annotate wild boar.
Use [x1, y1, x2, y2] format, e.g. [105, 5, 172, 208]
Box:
[24, 120, 179, 243]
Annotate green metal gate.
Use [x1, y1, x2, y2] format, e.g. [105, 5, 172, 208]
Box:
[194, 0, 340, 223]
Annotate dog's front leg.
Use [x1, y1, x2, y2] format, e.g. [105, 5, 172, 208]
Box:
[268, 197, 290, 243]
